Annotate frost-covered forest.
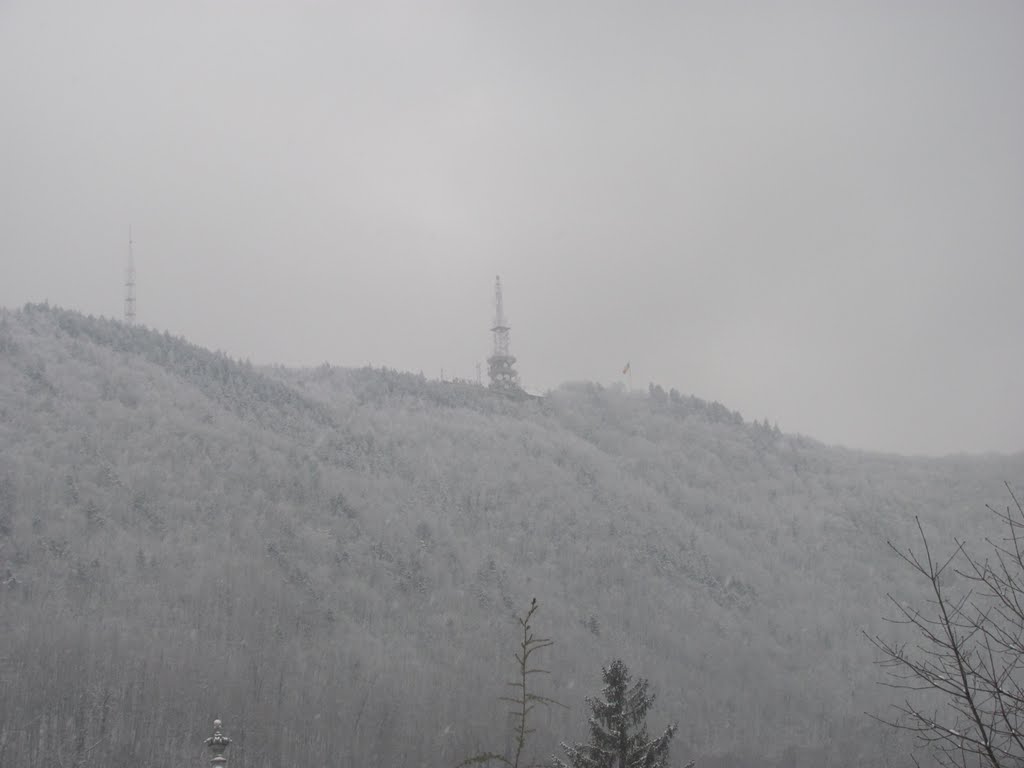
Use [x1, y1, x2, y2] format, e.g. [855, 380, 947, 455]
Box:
[1, 303, 1022, 768]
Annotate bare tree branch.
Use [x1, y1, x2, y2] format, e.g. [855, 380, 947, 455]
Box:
[867, 489, 1024, 768]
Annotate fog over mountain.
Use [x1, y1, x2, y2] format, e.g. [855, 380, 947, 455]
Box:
[2, 3, 1023, 767]
[2, 1, 1023, 454]
[2, 305, 1023, 768]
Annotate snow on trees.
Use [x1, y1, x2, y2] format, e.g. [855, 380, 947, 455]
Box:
[553, 659, 690, 768]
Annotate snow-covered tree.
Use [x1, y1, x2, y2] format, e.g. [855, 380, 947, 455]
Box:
[554, 659, 689, 768]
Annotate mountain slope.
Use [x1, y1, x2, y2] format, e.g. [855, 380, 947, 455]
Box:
[1, 303, 1020, 768]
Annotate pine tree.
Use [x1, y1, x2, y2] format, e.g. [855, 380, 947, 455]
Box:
[457, 599, 563, 768]
[553, 659, 690, 768]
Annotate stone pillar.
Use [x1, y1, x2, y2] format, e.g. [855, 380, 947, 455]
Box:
[205, 719, 232, 767]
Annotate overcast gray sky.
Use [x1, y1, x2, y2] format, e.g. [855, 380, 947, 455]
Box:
[2, 1, 1022, 456]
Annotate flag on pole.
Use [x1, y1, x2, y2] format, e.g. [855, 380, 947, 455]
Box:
[622, 362, 631, 375]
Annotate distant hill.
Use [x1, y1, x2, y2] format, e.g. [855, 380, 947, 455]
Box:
[1, 303, 1020, 768]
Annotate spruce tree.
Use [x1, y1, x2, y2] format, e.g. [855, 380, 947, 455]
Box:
[457, 599, 563, 768]
[553, 659, 689, 768]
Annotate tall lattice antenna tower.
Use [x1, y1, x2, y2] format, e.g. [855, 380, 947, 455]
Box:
[124, 226, 137, 324]
[487, 275, 520, 393]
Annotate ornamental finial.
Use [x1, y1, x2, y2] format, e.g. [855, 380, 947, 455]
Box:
[205, 718, 231, 766]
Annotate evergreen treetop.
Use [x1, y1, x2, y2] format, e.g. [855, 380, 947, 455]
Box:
[554, 659, 688, 768]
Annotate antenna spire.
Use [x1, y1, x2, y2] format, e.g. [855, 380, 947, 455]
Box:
[487, 275, 520, 394]
[124, 226, 136, 324]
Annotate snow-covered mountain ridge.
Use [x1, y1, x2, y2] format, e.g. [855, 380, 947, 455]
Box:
[2, 303, 1020, 768]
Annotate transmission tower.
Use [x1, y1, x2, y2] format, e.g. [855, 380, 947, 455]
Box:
[124, 226, 136, 324]
[487, 275, 520, 393]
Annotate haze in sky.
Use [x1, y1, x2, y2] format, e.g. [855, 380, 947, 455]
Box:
[1, 1, 1022, 456]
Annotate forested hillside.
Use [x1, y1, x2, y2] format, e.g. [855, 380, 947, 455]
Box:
[1, 303, 1020, 768]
